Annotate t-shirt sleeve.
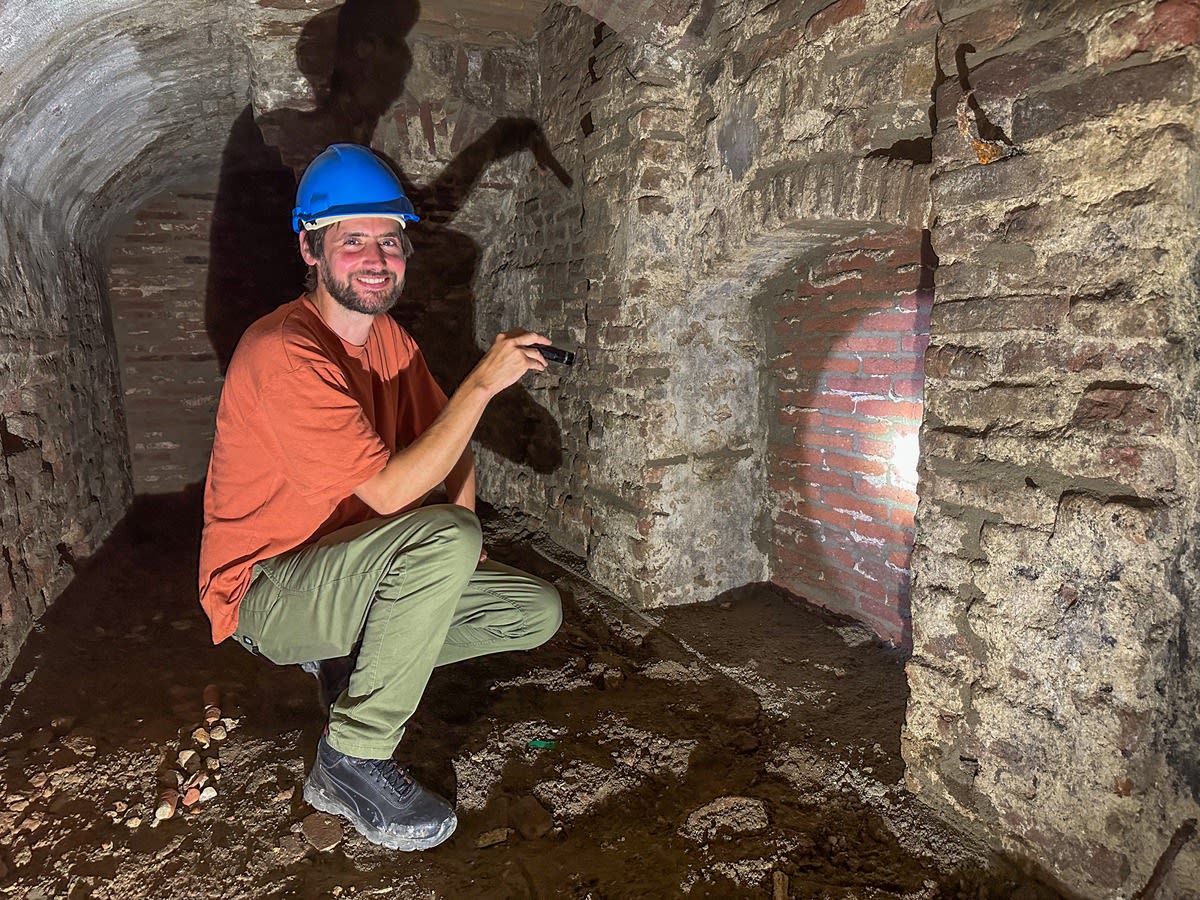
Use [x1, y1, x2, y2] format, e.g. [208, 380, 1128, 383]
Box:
[256, 362, 390, 502]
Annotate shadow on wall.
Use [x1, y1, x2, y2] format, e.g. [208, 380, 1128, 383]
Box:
[768, 230, 935, 651]
[204, 0, 571, 473]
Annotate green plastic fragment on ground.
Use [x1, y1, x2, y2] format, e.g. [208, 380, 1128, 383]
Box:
[527, 739, 557, 750]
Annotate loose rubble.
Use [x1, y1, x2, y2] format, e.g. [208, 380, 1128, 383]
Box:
[152, 685, 241, 823]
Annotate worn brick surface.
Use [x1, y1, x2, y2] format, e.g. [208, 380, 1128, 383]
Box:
[108, 184, 223, 494]
[769, 229, 932, 647]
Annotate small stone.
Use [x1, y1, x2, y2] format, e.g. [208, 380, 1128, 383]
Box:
[178, 750, 200, 772]
[204, 706, 221, 725]
[60, 735, 97, 758]
[199, 786, 217, 804]
[125, 817, 142, 829]
[276, 833, 307, 861]
[155, 789, 179, 821]
[183, 787, 201, 808]
[209, 724, 227, 742]
[203, 684, 220, 706]
[273, 786, 295, 803]
[205, 757, 221, 771]
[725, 696, 760, 727]
[50, 716, 76, 733]
[191, 728, 210, 749]
[602, 668, 625, 690]
[475, 827, 513, 848]
[728, 730, 760, 754]
[508, 795, 554, 840]
[301, 812, 343, 852]
[679, 796, 769, 842]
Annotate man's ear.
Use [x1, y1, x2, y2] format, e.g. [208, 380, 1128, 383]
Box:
[298, 231, 318, 266]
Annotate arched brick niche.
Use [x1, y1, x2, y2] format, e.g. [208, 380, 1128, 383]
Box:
[0, 1, 249, 676]
[769, 229, 933, 648]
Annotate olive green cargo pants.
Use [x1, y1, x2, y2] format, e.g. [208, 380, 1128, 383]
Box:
[231, 504, 562, 759]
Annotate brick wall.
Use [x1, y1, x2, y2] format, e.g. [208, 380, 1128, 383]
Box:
[769, 229, 932, 647]
[107, 183, 223, 495]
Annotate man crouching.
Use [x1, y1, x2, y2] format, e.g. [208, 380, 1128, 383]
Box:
[198, 143, 562, 850]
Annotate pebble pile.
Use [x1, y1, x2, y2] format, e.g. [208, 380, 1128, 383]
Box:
[153, 684, 240, 823]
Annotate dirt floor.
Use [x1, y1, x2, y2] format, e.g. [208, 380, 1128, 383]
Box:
[0, 491, 1068, 899]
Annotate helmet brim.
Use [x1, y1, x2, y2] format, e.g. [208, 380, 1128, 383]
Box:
[293, 201, 420, 233]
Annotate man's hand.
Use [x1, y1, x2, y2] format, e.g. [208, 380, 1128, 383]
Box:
[464, 330, 551, 398]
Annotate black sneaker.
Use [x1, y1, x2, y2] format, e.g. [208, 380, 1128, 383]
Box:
[303, 735, 457, 851]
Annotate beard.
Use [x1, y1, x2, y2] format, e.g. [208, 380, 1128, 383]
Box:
[319, 262, 405, 315]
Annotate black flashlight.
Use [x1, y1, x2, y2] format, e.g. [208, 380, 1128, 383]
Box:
[534, 345, 575, 366]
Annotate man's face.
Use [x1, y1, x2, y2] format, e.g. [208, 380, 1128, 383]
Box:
[301, 217, 408, 315]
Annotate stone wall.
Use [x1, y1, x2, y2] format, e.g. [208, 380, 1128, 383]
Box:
[904, 1, 1200, 896]
[0, 205, 132, 679]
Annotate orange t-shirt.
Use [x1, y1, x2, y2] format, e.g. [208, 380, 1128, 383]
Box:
[198, 294, 447, 644]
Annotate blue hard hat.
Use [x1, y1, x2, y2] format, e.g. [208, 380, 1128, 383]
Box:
[292, 144, 419, 233]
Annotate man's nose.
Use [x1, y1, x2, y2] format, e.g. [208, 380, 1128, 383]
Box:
[365, 241, 388, 265]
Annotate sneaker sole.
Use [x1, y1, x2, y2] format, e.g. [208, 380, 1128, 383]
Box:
[303, 778, 457, 851]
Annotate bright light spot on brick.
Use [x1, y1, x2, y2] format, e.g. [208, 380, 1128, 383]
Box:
[891, 430, 919, 489]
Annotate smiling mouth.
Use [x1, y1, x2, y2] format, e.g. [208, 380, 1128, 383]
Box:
[354, 273, 393, 289]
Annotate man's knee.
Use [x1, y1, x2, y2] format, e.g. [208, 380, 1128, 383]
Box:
[526, 577, 564, 647]
[411, 504, 482, 570]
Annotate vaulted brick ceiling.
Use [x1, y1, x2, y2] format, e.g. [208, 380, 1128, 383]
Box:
[0, 0, 544, 243]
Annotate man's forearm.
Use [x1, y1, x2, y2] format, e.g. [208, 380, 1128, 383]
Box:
[354, 330, 550, 515]
[444, 446, 476, 512]
[355, 382, 490, 515]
